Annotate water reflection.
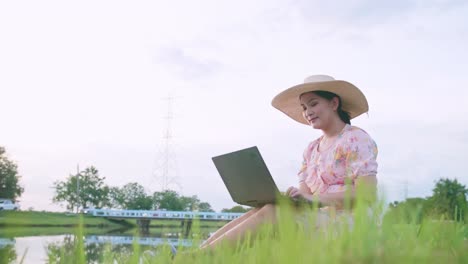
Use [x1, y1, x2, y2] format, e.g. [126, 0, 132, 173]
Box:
[47, 235, 105, 264]
[86, 235, 193, 247]
[0, 238, 17, 264]
[46, 234, 194, 263]
[2, 227, 216, 263]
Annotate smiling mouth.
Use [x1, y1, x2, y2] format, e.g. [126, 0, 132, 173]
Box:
[309, 117, 318, 123]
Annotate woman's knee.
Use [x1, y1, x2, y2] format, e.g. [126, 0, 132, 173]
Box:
[258, 204, 276, 217]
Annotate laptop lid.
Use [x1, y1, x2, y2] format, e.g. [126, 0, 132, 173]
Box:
[212, 146, 280, 207]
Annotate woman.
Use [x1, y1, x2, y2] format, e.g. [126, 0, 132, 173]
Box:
[200, 75, 378, 250]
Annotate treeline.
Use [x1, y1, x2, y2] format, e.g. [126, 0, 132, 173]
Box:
[386, 178, 468, 222]
[52, 166, 231, 213]
[0, 147, 24, 201]
[6, 146, 465, 219]
[0, 144, 249, 213]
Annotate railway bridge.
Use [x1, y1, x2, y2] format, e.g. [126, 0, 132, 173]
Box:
[85, 209, 244, 233]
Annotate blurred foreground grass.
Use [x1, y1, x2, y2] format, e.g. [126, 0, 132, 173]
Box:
[16, 197, 467, 264]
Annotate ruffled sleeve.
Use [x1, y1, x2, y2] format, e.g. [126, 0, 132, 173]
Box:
[297, 158, 307, 183]
[344, 129, 378, 180]
[297, 140, 318, 183]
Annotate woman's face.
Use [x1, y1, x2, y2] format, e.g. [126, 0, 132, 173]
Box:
[300, 92, 339, 129]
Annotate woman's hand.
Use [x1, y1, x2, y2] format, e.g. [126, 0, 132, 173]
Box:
[286, 186, 302, 199]
[286, 186, 315, 203]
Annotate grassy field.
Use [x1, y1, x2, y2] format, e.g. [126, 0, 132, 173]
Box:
[3, 200, 468, 263]
[37, 198, 468, 264]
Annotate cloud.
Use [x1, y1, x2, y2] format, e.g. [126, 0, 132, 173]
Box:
[290, 0, 467, 26]
[154, 46, 223, 80]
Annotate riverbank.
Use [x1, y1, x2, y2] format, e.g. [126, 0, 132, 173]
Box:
[0, 211, 228, 230]
[0, 211, 130, 228]
[0, 210, 227, 238]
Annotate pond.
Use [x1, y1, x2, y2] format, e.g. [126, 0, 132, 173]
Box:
[0, 226, 219, 263]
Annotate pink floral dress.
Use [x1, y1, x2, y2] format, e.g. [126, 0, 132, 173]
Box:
[298, 124, 378, 194]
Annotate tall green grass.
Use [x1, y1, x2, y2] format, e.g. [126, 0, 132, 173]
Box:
[170, 197, 467, 263]
[38, 193, 468, 264]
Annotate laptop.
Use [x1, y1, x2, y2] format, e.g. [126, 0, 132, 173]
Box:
[212, 146, 282, 207]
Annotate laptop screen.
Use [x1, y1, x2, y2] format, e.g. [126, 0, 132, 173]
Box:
[212, 146, 280, 207]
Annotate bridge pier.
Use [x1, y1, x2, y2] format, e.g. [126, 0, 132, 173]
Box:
[136, 219, 151, 235]
[182, 219, 193, 237]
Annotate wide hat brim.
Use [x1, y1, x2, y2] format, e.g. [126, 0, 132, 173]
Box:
[271, 79, 369, 125]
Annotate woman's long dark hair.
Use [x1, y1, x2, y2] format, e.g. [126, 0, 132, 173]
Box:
[310, 91, 351, 125]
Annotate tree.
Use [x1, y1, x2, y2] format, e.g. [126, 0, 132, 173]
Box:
[152, 191, 215, 212]
[386, 198, 429, 224]
[0, 146, 24, 201]
[53, 166, 109, 212]
[222, 205, 250, 213]
[113, 182, 153, 210]
[108, 186, 125, 209]
[427, 178, 468, 220]
[198, 202, 214, 212]
[153, 190, 184, 211]
[179, 195, 200, 211]
[77, 167, 110, 209]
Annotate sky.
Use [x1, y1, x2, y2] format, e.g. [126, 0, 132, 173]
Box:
[1, 0, 467, 212]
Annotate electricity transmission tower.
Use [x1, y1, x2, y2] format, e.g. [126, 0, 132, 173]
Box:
[152, 94, 181, 191]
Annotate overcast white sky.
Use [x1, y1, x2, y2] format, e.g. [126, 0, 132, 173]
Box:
[1, 0, 467, 212]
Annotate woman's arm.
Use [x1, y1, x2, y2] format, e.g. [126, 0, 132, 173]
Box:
[299, 182, 312, 195]
[301, 175, 377, 208]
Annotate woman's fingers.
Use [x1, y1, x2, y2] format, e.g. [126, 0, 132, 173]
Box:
[290, 190, 301, 198]
[287, 187, 300, 198]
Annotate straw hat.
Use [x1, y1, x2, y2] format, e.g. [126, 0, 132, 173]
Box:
[271, 75, 369, 125]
